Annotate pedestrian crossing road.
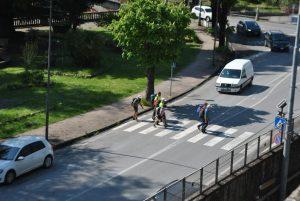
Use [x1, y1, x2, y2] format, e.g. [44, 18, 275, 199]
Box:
[113, 115, 256, 151]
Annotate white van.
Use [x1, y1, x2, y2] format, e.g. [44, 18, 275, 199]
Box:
[191, 6, 212, 22]
[216, 59, 254, 93]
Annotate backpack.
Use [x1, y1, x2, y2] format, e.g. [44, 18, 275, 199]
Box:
[131, 98, 138, 107]
[150, 93, 157, 102]
[195, 104, 204, 114]
[199, 107, 205, 118]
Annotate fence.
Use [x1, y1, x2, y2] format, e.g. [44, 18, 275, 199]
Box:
[144, 116, 300, 201]
[13, 11, 118, 28]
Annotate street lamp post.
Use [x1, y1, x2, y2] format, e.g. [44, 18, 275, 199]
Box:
[45, 0, 53, 141]
[169, 62, 176, 97]
[279, 2, 300, 200]
[198, 0, 202, 26]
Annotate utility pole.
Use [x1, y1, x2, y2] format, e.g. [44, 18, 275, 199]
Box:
[279, 2, 300, 200]
[212, 0, 219, 68]
[45, 0, 52, 141]
[169, 62, 175, 97]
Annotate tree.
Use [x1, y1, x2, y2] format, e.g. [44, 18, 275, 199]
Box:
[110, 0, 191, 100]
[218, 0, 237, 47]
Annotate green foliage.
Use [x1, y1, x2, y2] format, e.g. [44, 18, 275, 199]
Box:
[22, 41, 38, 71]
[97, 13, 119, 27]
[110, 0, 191, 67]
[185, 29, 202, 44]
[62, 31, 103, 68]
[20, 70, 44, 86]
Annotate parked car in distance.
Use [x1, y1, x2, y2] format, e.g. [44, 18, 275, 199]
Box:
[264, 30, 290, 52]
[0, 136, 54, 184]
[216, 59, 254, 93]
[191, 6, 212, 22]
[236, 20, 261, 36]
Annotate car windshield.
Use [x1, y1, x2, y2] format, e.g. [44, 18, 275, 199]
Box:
[220, 69, 241, 79]
[205, 8, 212, 12]
[0, 144, 20, 160]
[272, 34, 287, 41]
[245, 21, 258, 28]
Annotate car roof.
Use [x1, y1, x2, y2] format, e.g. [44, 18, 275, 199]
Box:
[0, 136, 45, 148]
[269, 30, 284, 35]
[224, 59, 251, 70]
[243, 20, 257, 24]
[201, 6, 211, 9]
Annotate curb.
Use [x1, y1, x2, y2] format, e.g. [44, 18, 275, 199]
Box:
[52, 68, 220, 150]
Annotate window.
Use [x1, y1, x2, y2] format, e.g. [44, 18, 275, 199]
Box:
[31, 141, 46, 153]
[195, 7, 200, 11]
[18, 144, 33, 158]
[220, 69, 241, 79]
[0, 145, 20, 160]
[200, 8, 204, 12]
[205, 8, 212, 12]
[241, 69, 246, 78]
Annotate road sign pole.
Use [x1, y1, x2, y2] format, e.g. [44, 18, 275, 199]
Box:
[198, 0, 202, 26]
[169, 62, 175, 97]
[280, 2, 300, 200]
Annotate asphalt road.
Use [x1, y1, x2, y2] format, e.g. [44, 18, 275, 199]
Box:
[1, 18, 300, 201]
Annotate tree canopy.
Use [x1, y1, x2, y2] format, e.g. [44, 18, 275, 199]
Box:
[110, 0, 192, 99]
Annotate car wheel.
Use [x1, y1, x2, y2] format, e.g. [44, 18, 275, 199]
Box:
[43, 155, 53, 168]
[205, 16, 210, 22]
[238, 86, 243, 94]
[5, 170, 16, 185]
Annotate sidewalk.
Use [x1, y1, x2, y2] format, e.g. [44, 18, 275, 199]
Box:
[20, 20, 216, 147]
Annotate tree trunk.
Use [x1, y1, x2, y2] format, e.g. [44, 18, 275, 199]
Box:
[146, 66, 155, 101]
[211, 0, 217, 29]
[0, 0, 14, 38]
[218, 2, 228, 47]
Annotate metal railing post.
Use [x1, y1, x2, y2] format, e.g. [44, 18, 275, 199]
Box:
[230, 150, 234, 174]
[163, 188, 167, 201]
[257, 136, 261, 159]
[269, 130, 273, 151]
[182, 178, 186, 201]
[199, 168, 203, 194]
[215, 158, 219, 184]
[244, 143, 248, 166]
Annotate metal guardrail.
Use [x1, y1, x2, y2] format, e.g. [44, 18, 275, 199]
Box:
[13, 11, 118, 28]
[144, 116, 300, 201]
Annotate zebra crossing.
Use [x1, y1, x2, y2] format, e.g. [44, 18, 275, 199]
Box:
[113, 117, 256, 151]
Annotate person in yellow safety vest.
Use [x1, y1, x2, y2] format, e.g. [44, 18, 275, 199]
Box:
[152, 92, 162, 120]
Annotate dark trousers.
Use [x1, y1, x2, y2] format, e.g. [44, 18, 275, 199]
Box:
[198, 118, 208, 131]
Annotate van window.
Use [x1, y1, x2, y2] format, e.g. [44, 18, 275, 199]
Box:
[241, 69, 246, 78]
[220, 69, 241, 79]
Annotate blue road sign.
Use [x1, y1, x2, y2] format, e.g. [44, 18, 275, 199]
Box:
[274, 116, 287, 130]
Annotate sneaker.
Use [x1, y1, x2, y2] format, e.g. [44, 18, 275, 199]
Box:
[201, 129, 207, 133]
[197, 125, 200, 130]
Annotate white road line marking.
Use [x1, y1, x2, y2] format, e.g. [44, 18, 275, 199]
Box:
[204, 136, 224, 147]
[112, 121, 134, 130]
[222, 132, 254, 151]
[66, 140, 180, 201]
[187, 133, 208, 143]
[140, 126, 157, 134]
[171, 123, 199, 140]
[124, 122, 148, 132]
[204, 128, 237, 147]
[208, 125, 222, 132]
[155, 120, 190, 137]
[225, 128, 238, 136]
[155, 129, 174, 137]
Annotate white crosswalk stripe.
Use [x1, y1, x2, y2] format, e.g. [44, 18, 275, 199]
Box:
[139, 126, 158, 134]
[187, 133, 208, 143]
[112, 121, 134, 130]
[155, 129, 174, 137]
[222, 132, 254, 151]
[208, 125, 222, 132]
[171, 123, 199, 140]
[224, 128, 238, 136]
[204, 128, 237, 147]
[124, 122, 148, 132]
[155, 120, 190, 137]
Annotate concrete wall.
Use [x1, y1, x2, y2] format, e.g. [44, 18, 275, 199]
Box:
[189, 136, 300, 201]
